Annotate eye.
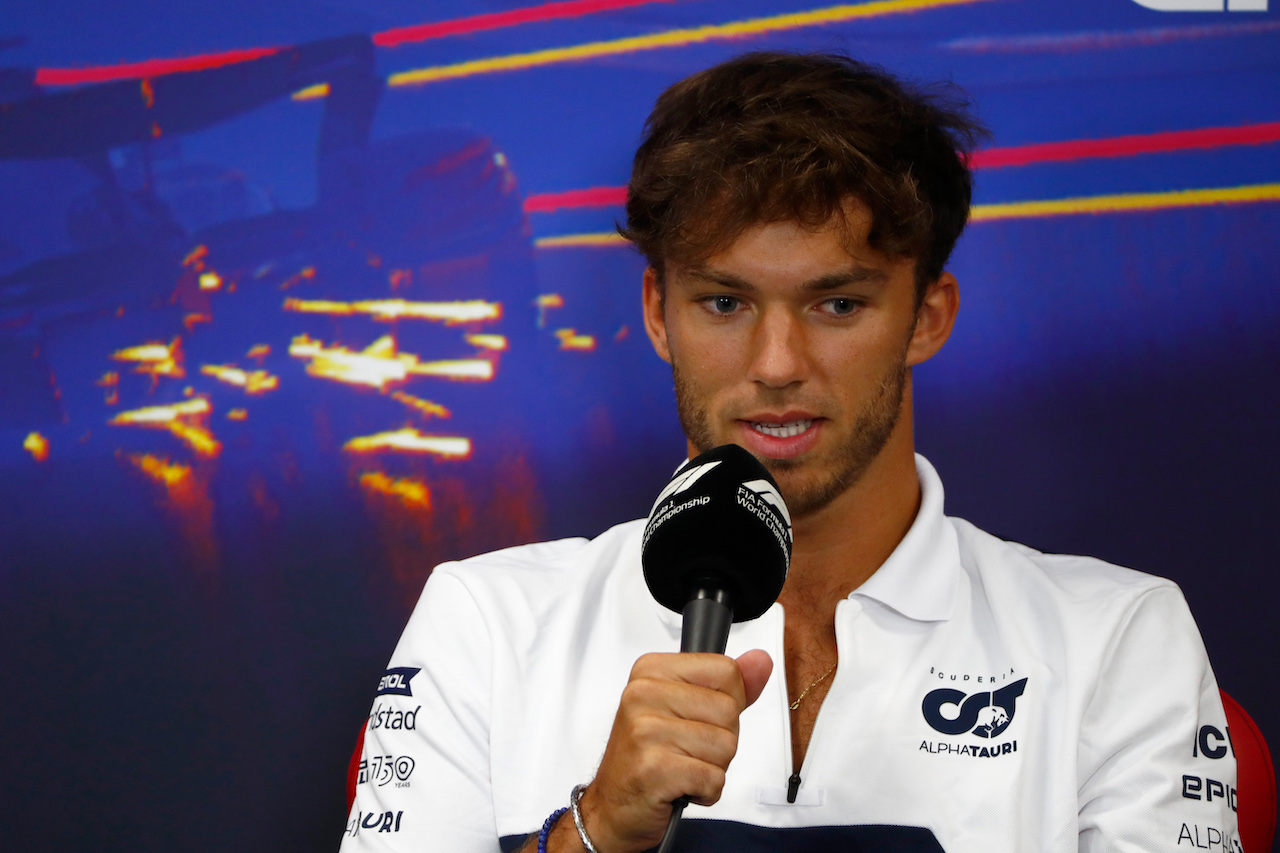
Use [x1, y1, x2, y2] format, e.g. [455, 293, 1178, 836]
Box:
[820, 297, 860, 316]
[703, 295, 743, 315]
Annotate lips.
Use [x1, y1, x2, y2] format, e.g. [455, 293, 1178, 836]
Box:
[736, 413, 822, 459]
[750, 420, 813, 438]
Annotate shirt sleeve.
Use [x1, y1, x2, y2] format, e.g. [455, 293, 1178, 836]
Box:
[1076, 584, 1240, 852]
[339, 567, 502, 852]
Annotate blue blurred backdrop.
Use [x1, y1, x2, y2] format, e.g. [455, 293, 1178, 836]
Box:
[0, 1, 1277, 850]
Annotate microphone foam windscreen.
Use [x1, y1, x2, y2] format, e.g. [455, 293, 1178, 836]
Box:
[641, 444, 791, 622]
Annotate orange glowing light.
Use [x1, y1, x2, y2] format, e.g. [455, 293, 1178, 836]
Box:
[110, 398, 210, 424]
[166, 422, 221, 457]
[140, 78, 155, 108]
[391, 392, 451, 419]
[129, 453, 190, 487]
[614, 325, 629, 342]
[183, 245, 209, 269]
[555, 328, 597, 351]
[283, 297, 502, 325]
[290, 334, 495, 389]
[110, 398, 221, 457]
[279, 266, 317, 290]
[535, 293, 564, 327]
[359, 471, 432, 508]
[200, 363, 280, 394]
[24, 432, 49, 462]
[246, 344, 271, 361]
[466, 333, 508, 351]
[344, 428, 472, 459]
[111, 337, 184, 380]
[227, 409, 248, 421]
[198, 271, 223, 291]
[415, 359, 495, 380]
[292, 82, 330, 101]
[97, 371, 119, 387]
[183, 312, 212, 331]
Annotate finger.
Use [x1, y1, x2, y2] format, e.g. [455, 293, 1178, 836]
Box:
[629, 714, 738, 768]
[622, 677, 743, 730]
[630, 652, 750, 707]
[736, 649, 774, 707]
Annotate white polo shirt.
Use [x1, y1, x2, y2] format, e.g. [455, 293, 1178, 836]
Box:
[341, 455, 1240, 852]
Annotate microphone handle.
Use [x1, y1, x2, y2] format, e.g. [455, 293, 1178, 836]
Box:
[679, 585, 734, 653]
[657, 584, 734, 853]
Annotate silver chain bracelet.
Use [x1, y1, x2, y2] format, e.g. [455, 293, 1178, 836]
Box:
[570, 783, 601, 853]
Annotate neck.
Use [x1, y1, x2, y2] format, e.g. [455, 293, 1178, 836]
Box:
[776, 393, 921, 622]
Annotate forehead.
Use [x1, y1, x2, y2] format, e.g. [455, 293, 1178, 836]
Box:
[671, 205, 911, 287]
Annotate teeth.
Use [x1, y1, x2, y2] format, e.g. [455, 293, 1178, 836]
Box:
[752, 420, 812, 438]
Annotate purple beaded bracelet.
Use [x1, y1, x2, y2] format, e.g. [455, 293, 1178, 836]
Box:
[538, 806, 569, 853]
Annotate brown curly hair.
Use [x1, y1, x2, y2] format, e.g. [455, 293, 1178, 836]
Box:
[619, 52, 987, 296]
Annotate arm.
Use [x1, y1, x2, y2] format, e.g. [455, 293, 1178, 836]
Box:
[340, 569, 498, 852]
[1077, 585, 1239, 852]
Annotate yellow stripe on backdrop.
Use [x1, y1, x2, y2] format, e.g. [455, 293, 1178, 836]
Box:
[533, 183, 1280, 247]
[388, 0, 996, 87]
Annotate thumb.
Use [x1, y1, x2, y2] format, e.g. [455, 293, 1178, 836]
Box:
[735, 649, 774, 708]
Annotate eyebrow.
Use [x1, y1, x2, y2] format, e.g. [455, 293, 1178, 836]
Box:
[684, 266, 890, 292]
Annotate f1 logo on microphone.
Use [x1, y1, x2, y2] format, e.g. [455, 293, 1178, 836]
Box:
[1131, 0, 1266, 10]
[650, 460, 721, 514]
[741, 478, 792, 529]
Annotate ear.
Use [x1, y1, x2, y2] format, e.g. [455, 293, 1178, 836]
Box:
[642, 266, 672, 365]
[906, 272, 959, 367]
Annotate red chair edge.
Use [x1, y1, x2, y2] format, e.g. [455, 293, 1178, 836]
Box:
[1222, 689, 1277, 853]
[346, 722, 367, 813]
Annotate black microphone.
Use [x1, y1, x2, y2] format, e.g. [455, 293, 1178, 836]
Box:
[640, 443, 792, 852]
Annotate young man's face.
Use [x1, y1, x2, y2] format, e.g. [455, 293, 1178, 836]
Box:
[642, 204, 956, 518]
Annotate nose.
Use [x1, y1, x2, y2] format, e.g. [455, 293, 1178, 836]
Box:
[748, 307, 809, 388]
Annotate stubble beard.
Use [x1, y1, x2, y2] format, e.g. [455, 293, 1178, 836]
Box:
[672, 358, 907, 518]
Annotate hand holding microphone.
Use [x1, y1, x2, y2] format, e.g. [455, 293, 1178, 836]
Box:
[572, 446, 791, 853]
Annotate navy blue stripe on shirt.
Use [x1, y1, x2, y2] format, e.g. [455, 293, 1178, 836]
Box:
[500, 819, 943, 851]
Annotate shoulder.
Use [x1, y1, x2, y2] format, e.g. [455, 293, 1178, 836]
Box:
[407, 518, 648, 639]
[947, 517, 1195, 639]
[952, 516, 1179, 598]
[433, 518, 645, 594]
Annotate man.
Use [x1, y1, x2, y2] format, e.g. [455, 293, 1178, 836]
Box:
[342, 53, 1239, 852]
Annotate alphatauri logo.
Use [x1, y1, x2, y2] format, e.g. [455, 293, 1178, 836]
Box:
[923, 678, 1028, 739]
[649, 460, 721, 514]
[1131, 0, 1265, 11]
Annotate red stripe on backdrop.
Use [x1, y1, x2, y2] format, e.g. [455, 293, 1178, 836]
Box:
[524, 121, 1280, 211]
[35, 47, 282, 86]
[374, 0, 676, 47]
[36, 0, 678, 86]
[970, 121, 1280, 169]
[524, 186, 630, 212]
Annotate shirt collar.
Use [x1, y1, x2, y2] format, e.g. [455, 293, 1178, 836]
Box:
[847, 453, 960, 623]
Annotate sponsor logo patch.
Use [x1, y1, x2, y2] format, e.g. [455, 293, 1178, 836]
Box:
[377, 667, 422, 697]
[369, 702, 420, 731]
[1177, 822, 1242, 851]
[360, 754, 417, 789]
[922, 678, 1027, 739]
[346, 810, 404, 837]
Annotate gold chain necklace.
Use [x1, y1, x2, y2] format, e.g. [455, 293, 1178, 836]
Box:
[789, 662, 837, 711]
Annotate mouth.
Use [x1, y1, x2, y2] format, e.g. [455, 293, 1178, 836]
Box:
[736, 414, 822, 460]
[749, 419, 814, 439]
